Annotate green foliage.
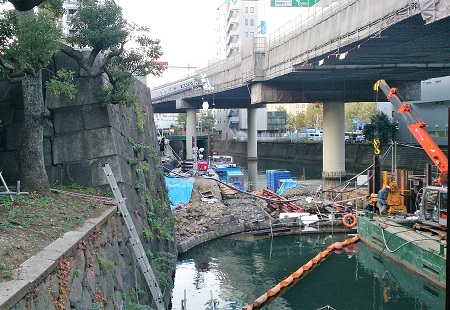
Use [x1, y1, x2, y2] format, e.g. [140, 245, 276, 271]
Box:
[133, 104, 145, 133]
[363, 111, 396, 143]
[45, 68, 77, 99]
[100, 79, 137, 106]
[174, 113, 187, 131]
[199, 110, 215, 131]
[345, 102, 376, 131]
[287, 111, 306, 131]
[0, 9, 61, 71]
[66, 0, 164, 106]
[66, 0, 127, 51]
[133, 142, 150, 154]
[153, 252, 175, 290]
[305, 103, 323, 129]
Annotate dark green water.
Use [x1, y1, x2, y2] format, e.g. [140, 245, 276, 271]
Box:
[172, 233, 445, 310]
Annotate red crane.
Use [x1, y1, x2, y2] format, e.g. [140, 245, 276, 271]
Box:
[374, 80, 448, 177]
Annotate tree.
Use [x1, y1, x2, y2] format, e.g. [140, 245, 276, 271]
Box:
[173, 113, 186, 132]
[61, 0, 165, 106]
[345, 102, 376, 132]
[287, 111, 306, 132]
[304, 103, 323, 129]
[363, 111, 396, 143]
[199, 110, 215, 132]
[1, 0, 164, 195]
[0, 0, 71, 196]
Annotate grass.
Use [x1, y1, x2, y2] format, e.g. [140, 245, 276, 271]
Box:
[0, 186, 111, 281]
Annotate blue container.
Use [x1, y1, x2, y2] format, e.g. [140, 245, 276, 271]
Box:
[266, 170, 291, 192]
[226, 170, 245, 191]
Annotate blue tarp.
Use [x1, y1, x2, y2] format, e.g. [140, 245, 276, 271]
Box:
[276, 178, 299, 195]
[165, 177, 194, 209]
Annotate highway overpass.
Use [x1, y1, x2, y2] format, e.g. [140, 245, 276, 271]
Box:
[150, 0, 449, 181]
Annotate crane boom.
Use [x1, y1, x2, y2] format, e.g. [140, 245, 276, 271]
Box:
[374, 80, 448, 174]
[150, 74, 214, 102]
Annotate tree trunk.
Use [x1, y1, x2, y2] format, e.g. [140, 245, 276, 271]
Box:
[19, 71, 51, 196]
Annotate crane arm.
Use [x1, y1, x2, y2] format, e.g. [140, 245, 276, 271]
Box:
[374, 80, 448, 174]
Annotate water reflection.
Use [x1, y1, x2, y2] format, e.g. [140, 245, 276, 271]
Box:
[172, 234, 444, 309]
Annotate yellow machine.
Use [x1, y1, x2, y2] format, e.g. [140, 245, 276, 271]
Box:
[382, 171, 407, 214]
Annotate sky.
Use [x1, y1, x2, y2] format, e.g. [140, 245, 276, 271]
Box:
[114, 0, 305, 86]
[0, 0, 309, 86]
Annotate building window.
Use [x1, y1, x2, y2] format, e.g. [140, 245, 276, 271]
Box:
[245, 19, 248, 26]
[245, 7, 248, 13]
[250, 19, 254, 26]
[250, 7, 254, 13]
[250, 32, 254, 37]
[296, 104, 299, 108]
[245, 32, 248, 37]
[302, 104, 305, 108]
[68, 29, 77, 34]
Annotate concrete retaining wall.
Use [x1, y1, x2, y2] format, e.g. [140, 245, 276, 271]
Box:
[213, 140, 448, 175]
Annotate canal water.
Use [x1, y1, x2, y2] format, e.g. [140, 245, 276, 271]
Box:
[171, 234, 445, 310]
[171, 160, 445, 309]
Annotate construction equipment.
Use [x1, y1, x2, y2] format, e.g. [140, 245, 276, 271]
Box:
[374, 80, 448, 177]
[151, 73, 214, 102]
[374, 80, 448, 227]
[381, 171, 407, 214]
[102, 163, 166, 310]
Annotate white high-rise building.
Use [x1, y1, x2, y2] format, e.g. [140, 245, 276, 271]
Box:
[60, 0, 79, 36]
[216, 0, 260, 58]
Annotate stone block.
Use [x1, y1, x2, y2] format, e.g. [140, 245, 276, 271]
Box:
[83, 104, 110, 130]
[53, 106, 84, 133]
[91, 156, 123, 187]
[0, 102, 14, 126]
[9, 83, 23, 110]
[53, 51, 80, 76]
[0, 151, 19, 177]
[63, 160, 93, 187]
[46, 77, 102, 109]
[44, 138, 52, 167]
[47, 164, 63, 186]
[85, 127, 117, 159]
[69, 276, 83, 304]
[52, 131, 85, 164]
[5, 123, 21, 151]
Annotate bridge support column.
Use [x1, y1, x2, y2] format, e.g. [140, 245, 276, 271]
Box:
[185, 108, 196, 160]
[322, 102, 346, 179]
[247, 107, 258, 191]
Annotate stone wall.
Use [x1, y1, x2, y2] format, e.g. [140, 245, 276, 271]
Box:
[0, 206, 170, 309]
[0, 52, 175, 308]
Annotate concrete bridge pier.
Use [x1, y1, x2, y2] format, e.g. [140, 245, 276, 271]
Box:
[247, 107, 258, 190]
[185, 108, 196, 160]
[322, 101, 346, 179]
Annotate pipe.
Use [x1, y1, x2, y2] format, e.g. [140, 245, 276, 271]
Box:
[245, 235, 360, 309]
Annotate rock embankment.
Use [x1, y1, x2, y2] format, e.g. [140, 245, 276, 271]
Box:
[173, 178, 328, 247]
[173, 178, 271, 243]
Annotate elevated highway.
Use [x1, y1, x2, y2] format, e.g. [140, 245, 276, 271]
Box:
[150, 0, 449, 182]
[153, 0, 449, 112]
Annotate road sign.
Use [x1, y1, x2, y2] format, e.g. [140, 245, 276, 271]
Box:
[260, 21, 267, 34]
[270, 0, 321, 7]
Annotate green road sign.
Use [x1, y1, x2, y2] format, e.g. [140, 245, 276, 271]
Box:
[270, 0, 321, 7]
